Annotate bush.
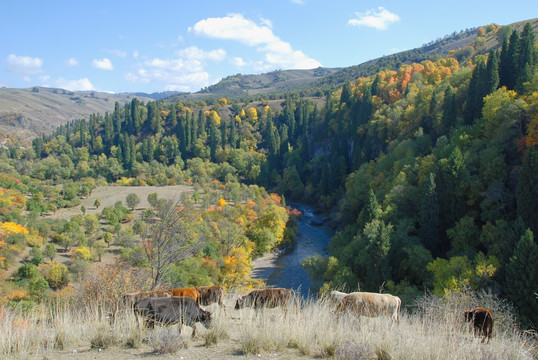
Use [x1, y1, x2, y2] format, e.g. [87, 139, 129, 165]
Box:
[90, 324, 118, 349]
[42, 261, 70, 289]
[149, 328, 188, 354]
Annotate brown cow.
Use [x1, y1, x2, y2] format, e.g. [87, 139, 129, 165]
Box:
[134, 296, 211, 337]
[164, 288, 201, 305]
[336, 292, 401, 324]
[464, 307, 494, 343]
[327, 290, 348, 307]
[122, 290, 173, 307]
[196, 286, 226, 312]
[235, 288, 296, 314]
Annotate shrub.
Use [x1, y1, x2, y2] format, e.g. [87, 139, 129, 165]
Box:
[90, 324, 118, 349]
[42, 261, 70, 289]
[74, 246, 92, 261]
[149, 328, 188, 354]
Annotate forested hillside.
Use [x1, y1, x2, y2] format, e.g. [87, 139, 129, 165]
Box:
[0, 21, 537, 330]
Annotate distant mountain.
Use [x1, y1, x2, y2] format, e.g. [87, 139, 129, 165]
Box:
[173, 18, 537, 101]
[1, 18, 536, 140]
[0, 87, 153, 139]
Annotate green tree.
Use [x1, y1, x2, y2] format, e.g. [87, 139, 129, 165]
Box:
[93, 240, 107, 262]
[44, 243, 57, 262]
[516, 146, 538, 235]
[504, 229, 538, 328]
[94, 198, 101, 209]
[126, 193, 140, 210]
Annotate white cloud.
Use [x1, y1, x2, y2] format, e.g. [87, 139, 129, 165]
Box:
[291, 0, 305, 4]
[92, 58, 114, 70]
[126, 45, 229, 92]
[232, 57, 246, 67]
[177, 46, 226, 62]
[65, 58, 79, 66]
[54, 77, 95, 91]
[189, 14, 321, 70]
[133, 50, 139, 59]
[6, 54, 43, 74]
[126, 57, 209, 92]
[348, 7, 400, 30]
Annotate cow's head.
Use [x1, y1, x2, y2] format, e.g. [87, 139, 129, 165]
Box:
[235, 295, 244, 310]
[199, 309, 212, 326]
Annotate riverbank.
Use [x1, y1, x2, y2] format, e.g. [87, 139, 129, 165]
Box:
[250, 246, 287, 283]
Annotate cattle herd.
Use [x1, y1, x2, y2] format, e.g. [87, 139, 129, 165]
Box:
[121, 286, 494, 343]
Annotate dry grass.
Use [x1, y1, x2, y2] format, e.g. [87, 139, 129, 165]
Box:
[0, 291, 535, 359]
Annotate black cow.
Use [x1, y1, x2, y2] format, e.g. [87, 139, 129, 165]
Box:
[464, 307, 494, 343]
[134, 296, 212, 336]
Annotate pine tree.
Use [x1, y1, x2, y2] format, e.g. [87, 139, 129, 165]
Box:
[504, 229, 538, 328]
[499, 36, 511, 88]
[340, 82, 352, 106]
[516, 22, 537, 92]
[464, 58, 487, 125]
[104, 112, 114, 155]
[516, 146, 538, 235]
[113, 101, 121, 142]
[441, 85, 457, 135]
[419, 173, 440, 253]
[486, 50, 500, 94]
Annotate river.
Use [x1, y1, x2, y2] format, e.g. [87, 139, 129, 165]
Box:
[251, 203, 334, 297]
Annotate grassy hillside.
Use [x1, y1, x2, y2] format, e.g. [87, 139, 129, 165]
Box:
[0, 87, 153, 139]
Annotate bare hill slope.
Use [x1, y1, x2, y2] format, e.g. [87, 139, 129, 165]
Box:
[0, 87, 152, 140]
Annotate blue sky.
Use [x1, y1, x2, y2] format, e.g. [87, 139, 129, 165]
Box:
[1, 1, 536, 94]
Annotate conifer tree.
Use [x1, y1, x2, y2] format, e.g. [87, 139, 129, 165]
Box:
[113, 101, 121, 142]
[516, 22, 537, 92]
[516, 146, 538, 235]
[441, 85, 457, 135]
[486, 50, 500, 94]
[504, 229, 538, 328]
[419, 173, 440, 253]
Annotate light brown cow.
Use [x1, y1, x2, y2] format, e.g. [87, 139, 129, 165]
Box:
[235, 288, 296, 314]
[164, 288, 202, 306]
[336, 292, 401, 324]
[196, 286, 226, 312]
[327, 290, 348, 307]
[122, 290, 173, 307]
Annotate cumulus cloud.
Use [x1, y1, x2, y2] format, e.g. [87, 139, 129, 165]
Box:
[92, 58, 113, 70]
[177, 46, 226, 62]
[348, 7, 400, 30]
[6, 54, 43, 74]
[189, 14, 321, 70]
[54, 77, 95, 91]
[65, 58, 79, 66]
[232, 57, 246, 67]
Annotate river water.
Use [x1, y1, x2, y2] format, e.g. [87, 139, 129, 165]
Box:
[251, 203, 334, 297]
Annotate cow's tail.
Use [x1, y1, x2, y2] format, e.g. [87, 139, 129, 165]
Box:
[395, 297, 401, 326]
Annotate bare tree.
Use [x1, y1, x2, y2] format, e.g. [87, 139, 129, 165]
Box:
[142, 195, 202, 289]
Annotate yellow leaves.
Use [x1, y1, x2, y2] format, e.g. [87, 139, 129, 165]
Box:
[218, 98, 228, 106]
[8, 289, 29, 302]
[218, 198, 228, 207]
[246, 107, 258, 122]
[0, 222, 29, 235]
[205, 110, 221, 126]
[74, 246, 93, 261]
[234, 115, 242, 123]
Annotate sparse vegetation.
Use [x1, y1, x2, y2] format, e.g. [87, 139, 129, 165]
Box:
[0, 291, 534, 359]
